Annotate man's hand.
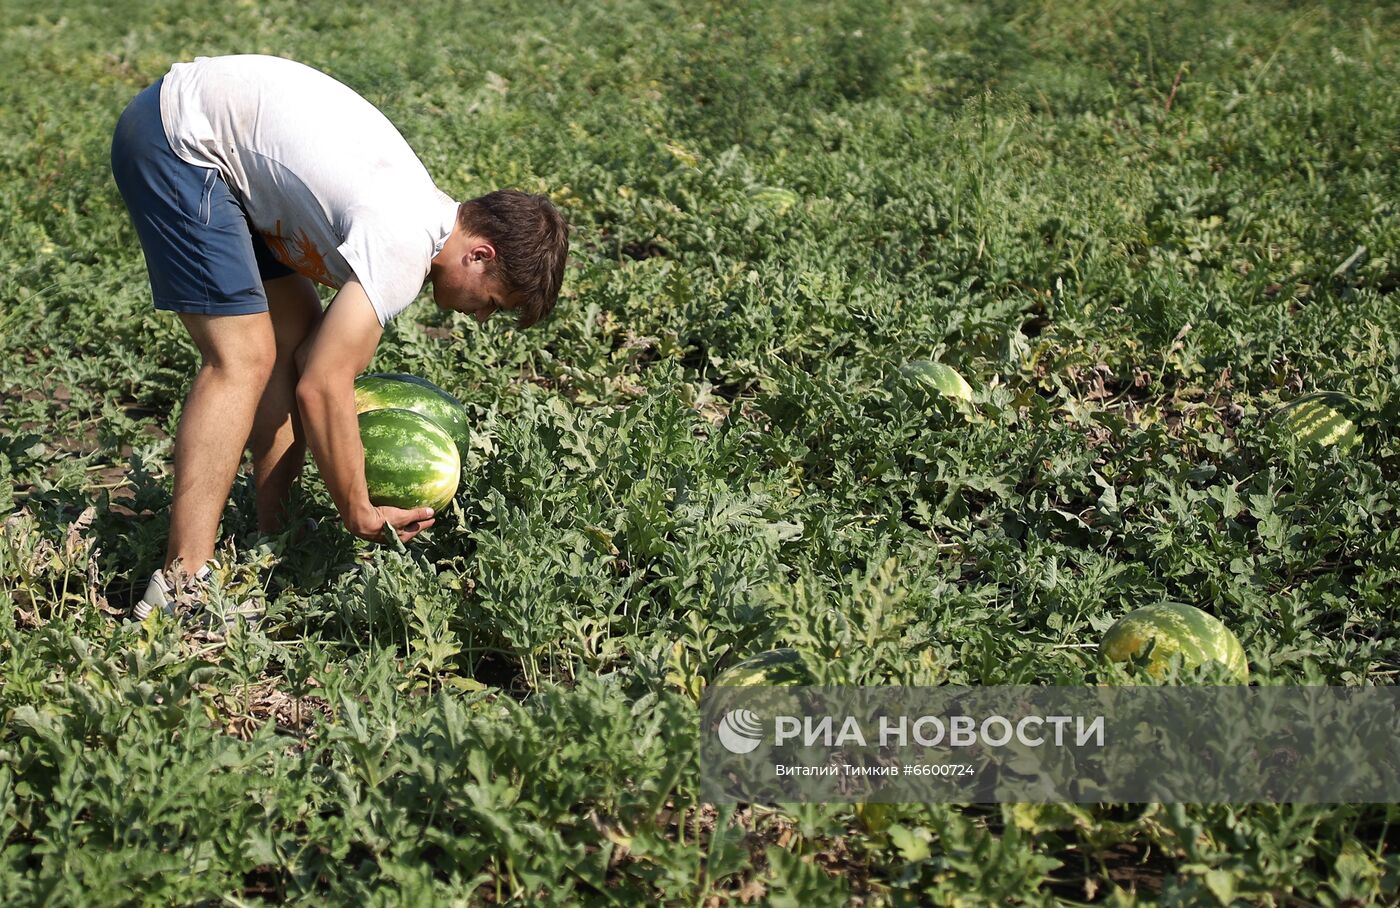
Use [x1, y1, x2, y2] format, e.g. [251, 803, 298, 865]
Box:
[346, 504, 437, 544]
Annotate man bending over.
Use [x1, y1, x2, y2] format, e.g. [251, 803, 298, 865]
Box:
[110, 54, 568, 621]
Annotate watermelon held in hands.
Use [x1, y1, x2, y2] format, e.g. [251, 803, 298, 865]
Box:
[1100, 602, 1248, 683]
[1270, 391, 1360, 454]
[354, 373, 471, 461]
[358, 408, 461, 513]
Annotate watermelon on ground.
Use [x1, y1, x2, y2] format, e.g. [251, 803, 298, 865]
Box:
[714, 648, 812, 686]
[1270, 391, 1360, 453]
[747, 185, 799, 216]
[354, 373, 472, 461]
[898, 360, 975, 406]
[1100, 602, 1248, 682]
[359, 407, 461, 513]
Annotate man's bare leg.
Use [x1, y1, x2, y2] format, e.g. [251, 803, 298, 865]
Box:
[248, 273, 323, 534]
[165, 312, 277, 574]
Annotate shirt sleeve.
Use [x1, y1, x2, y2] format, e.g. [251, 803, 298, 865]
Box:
[336, 213, 434, 327]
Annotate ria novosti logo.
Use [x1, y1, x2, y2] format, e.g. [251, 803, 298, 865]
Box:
[714, 707, 1108, 754]
[716, 708, 765, 754]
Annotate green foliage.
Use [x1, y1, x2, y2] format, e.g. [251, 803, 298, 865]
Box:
[3, 0, 1400, 903]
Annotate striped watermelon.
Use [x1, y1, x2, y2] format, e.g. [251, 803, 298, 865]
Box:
[358, 408, 461, 513]
[715, 648, 812, 686]
[1100, 602, 1248, 682]
[1271, 392, 1359, 453]
[899, 360, 974, 405]
[747, 185, 799, 216]
[354, 373, 471, 461]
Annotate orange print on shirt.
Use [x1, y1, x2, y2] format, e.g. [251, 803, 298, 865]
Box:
[260, 221, 336, 288]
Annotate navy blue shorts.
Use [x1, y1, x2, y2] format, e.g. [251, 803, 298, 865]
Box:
[110, 77, 295, 316]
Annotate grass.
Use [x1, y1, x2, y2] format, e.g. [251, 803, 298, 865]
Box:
[2, 0, 1399, 904]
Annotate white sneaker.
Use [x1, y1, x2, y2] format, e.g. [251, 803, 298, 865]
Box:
[132, 563, 264, 632]
[133, 565, 210, 620]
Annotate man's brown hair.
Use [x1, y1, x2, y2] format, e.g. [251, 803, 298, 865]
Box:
[457, 190, 569, 328]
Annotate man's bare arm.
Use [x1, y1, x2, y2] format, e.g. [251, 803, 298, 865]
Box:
[295, 279, 435, 542]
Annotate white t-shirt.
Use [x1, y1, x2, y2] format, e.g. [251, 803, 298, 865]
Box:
[158, 54, 458, 326]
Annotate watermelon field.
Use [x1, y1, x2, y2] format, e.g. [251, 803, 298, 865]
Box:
[4, 0, 1400, 903]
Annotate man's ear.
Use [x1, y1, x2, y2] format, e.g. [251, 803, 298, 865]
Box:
[468, 241, 497, 264]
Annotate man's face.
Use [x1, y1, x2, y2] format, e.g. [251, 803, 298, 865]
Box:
[438, 272, 507, 323]
[431, 240, 517, 323]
